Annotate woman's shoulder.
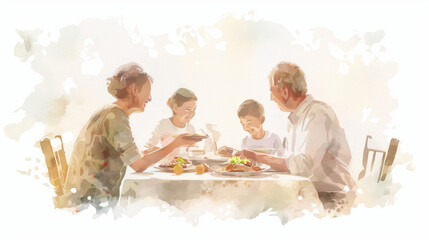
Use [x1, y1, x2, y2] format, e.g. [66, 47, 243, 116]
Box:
[107, 105, 128, 118]
[89, 104, 128, 124]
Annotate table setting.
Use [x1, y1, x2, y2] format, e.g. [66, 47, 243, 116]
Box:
[119, 149, 323, 222]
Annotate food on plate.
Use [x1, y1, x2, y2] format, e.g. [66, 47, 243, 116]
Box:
[228, 156, 251, 166]
[222, 163, 252, 172]
[172, 134, 207, 138]
[251, 165, 263, 171]
[221, 156, 264, 172]
[195, 164, 209, 174]
[159, 157, 191, 168]
[173, 164, 184, 175]
[186, 134, 206, 137]
[182, 134, 208, 140]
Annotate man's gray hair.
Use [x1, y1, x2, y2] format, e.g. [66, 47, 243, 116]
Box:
[269, 61, 307, 97]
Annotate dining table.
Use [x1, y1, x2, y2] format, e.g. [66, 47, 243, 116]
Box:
[118, 163, 324, 224]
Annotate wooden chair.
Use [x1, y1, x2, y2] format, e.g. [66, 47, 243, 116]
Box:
[379, 138, 400, 181]
[40, 135, 69, 205]
[358, 135, 399, 182]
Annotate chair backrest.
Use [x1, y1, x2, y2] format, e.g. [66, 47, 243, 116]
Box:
[358, 135, 385, 180]
[379, 138, 399, 181]
[40, 135, 68, 196]
[358, 135, 399, 182]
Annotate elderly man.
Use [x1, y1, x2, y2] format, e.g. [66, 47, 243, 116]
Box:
[239, 61, 356, 214]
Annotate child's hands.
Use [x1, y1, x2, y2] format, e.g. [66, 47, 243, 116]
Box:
[217, 146, 234, 157]
[235, 149, 258, 165]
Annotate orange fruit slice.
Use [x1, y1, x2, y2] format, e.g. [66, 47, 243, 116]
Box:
[173, 164, 184, 175]
[195, 164, 209, 174]
[195, 164, 205, 174]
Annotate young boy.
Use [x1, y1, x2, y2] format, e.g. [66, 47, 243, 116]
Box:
[218, 99, 284, 157]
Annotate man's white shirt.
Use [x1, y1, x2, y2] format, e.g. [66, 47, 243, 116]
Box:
[284, 95, 355, 194]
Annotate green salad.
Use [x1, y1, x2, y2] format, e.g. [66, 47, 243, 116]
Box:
[228, 156, 251, 165]
[175, 157, 185, 165]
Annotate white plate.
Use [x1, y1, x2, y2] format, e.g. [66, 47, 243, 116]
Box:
[183, 135, 208, 141]
[153, 164, 196, 172]
[211, 163, 271, 177]
[188, 155, 229, 162]
[172, 134, 208, 140]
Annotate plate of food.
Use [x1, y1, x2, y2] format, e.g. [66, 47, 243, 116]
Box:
[182, 133, 209, 140]
[188, 155, 229, 161]
[172, 133, 208, 140]
[154, 157, 195, 172]
[211, 156, 270, 177]
[188, 155, 229, 167]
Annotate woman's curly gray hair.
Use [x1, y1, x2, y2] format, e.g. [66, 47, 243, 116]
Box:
[107, 62, 153, 99]
[269, 61, 307, 97]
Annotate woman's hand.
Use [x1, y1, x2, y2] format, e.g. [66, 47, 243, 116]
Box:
[131, 133, 202, 172]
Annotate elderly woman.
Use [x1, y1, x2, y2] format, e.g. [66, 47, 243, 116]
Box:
[62, 63, 200, 212]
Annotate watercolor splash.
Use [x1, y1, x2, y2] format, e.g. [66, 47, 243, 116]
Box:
[6, 14, 411, 222]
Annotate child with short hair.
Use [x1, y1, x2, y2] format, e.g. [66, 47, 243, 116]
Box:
[218, 99, 284, 157]
[145, 88, 198, 160]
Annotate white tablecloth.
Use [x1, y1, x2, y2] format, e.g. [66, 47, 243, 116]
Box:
[118, 167, 323, 223]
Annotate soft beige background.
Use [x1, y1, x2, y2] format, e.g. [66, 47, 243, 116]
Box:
[0, 0, 428, 239]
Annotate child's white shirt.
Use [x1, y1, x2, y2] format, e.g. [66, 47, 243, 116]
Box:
[241, 130, 284, 156]
[146, 118, 196, 163]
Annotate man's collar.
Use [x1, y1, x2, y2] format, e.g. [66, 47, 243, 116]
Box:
[288, 94, 313, 123]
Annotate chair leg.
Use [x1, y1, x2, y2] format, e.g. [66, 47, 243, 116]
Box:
[358, 135, 372, 180]
[370, 152, 377, 171]
[380, 139, 399, 181]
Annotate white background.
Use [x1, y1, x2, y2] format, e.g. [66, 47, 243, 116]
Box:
[1, 0, 428, 239]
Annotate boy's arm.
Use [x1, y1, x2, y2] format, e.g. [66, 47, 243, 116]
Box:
[237, 149, 289, 172]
